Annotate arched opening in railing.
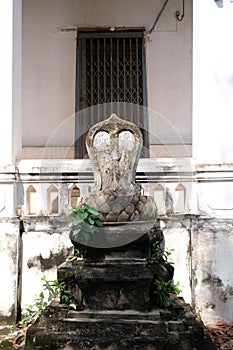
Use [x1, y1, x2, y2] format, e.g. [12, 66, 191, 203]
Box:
[26, 185, 37, 215]
[154, 184, 165, 214]
[47, 185, 59, 214]
[69, 185, 81, 207]
[174, 183, 186, 213]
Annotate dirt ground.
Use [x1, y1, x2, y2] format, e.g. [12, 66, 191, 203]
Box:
[208, 322, 233, 350]
[0, 325, 15, 349]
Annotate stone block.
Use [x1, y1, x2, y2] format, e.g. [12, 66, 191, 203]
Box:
[75, 260, 154, 311]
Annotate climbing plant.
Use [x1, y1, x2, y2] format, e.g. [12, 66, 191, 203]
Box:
[151, 240, 175, 264]
[11, 275, 71, 349]
[151, 241, 182, 308]
[69, 203, 102, 230]
[153, 279, 182, 308]
[69, 203, 103, 245]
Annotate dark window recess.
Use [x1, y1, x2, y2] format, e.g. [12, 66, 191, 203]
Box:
[75, 30, 148, 158]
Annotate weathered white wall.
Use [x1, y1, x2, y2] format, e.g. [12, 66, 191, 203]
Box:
[21, 218, 72, 307]
[22, 0, 192, 154]
[192, 219, 233, 325]
[0, 220, 19, 322]
[163, 221, 192, 305]
[0, 158, 233, 325]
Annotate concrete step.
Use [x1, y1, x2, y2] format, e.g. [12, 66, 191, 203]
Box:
[61, 317, 177, 335]
[67, 309, 162, 321]
[26, 298, 215, 350]
[26, 328, 195, 350]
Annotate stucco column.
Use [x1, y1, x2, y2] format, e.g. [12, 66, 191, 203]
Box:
[0, 0, 22, 166]
[0, 2, 22, 321]
[193, 0, 233, 164]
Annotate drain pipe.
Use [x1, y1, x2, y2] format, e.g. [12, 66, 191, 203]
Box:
[16, 215, 24, 322]
[149, 0, 170, 34]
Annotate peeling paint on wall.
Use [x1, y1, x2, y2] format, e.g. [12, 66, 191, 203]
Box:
[0, 219, 20, 322]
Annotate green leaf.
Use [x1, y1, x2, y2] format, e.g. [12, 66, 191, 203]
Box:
[87, 217, 95, 225]
[76, 211, 88, 221]
[95, 219, 103, 227]
[87, 207, 99, 216]
[72, 217, 83, 225]
[72, 227, 81, 236]
[82, 203, 99, 216]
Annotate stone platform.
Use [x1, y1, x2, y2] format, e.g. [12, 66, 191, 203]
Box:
[26, 297, 215, 350]
[25, 233, 215, 350]
[58, 258, 172, 313]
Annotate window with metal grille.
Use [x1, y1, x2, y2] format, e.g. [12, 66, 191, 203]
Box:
[75, 29, 148, 158]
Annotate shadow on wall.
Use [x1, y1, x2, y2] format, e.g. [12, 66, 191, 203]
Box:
[214, 0, 223, 8]
[27, 248, 73, 272]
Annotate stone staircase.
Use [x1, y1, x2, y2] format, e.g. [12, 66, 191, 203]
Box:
[26, 297, 215, 350]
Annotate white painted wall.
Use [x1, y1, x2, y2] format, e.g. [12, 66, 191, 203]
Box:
[0, 0, 22, 165]
[193, 0, 233, 163]
[147, 0, 192, 146]
[164, 226, 192, 305]
[22, 0, 192, 153]
[0, 0, 13, 164]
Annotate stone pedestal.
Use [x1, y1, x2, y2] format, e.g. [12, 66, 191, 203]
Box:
[75, 260, 153, 311]
[26, 297, 215, 350]
[25, 229, 215, 349]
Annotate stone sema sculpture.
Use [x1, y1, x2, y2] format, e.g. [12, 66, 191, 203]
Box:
[26, 115, 215, 350]
[85, 113, 156, 223]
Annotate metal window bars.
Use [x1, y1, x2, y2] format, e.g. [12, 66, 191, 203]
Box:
[75, 30, 148, 158]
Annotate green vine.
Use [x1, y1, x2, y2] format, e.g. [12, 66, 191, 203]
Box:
[153, 279, 182, 308]
[69, 204, 103, 243]
[11, 275, 72, 349]
[69, 203, 102, 229]
[152, 241, 175, 265]
[151, 242, 182, 308]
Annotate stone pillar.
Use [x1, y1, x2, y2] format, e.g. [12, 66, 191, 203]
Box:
[0, 0, 22, 166]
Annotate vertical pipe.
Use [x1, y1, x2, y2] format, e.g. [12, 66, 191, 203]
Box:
[110, 37, 113, 114]
[129, 38, 133, 122]
[97, 38, 100, 121]
[90, 39, 93, 125]
[136, 37, 140, 125]
[123, 38, 126, 117]
[75, 35, 85, 158]
[141, 34, 149, 157]
[103, 38, 106, 118]
[16, 217, 24, 322]
[117, 38, 120, 115]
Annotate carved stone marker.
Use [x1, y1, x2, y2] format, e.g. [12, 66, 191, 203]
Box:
[26, 115, 215, 350]
[85, 114, 156, 223]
